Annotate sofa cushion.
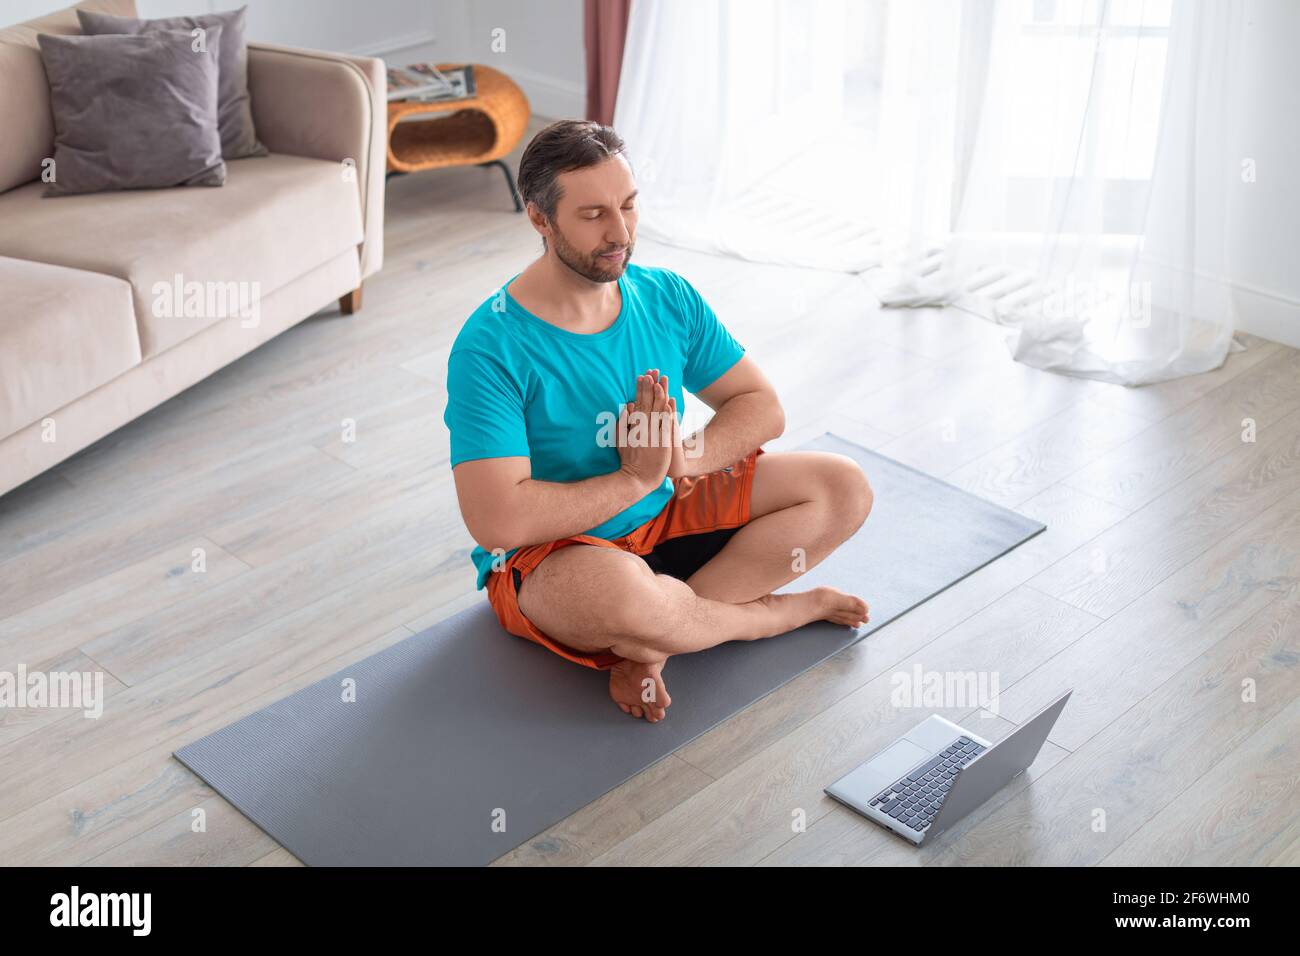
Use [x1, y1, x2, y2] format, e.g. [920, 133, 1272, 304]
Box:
[77, 5, 267, 160]
[0, 153, 365, 357]
[38, 28, 227, 196]
[0, 0, 137, 194]
[0, 256, 140, 440]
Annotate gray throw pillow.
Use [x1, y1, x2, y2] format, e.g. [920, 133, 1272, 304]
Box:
[77, 5, 266, 160]
[38, 29, 227, 197]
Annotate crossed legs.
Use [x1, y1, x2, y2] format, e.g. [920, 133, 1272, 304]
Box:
[516, 451, 874, 721]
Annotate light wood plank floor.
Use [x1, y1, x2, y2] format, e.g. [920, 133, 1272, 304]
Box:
[2, 123, 1297, 866]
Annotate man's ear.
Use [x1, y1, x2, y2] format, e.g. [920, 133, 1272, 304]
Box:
[526, 202, 551, 240]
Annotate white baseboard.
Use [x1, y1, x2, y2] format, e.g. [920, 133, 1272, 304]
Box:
[1232, 281, 1300, 349]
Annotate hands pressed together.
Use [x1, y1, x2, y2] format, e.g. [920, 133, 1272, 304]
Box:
[617, 368, 690, 491]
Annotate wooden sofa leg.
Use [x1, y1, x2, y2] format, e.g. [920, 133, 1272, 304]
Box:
[339, 285, 363, 315]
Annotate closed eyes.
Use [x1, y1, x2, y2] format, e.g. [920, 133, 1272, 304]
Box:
[584, 205, 636, 220]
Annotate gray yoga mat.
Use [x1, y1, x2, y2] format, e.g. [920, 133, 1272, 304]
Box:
[175, 434, 1044, 866]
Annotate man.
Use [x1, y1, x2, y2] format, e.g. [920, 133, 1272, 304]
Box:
[444, 120, 873, 723]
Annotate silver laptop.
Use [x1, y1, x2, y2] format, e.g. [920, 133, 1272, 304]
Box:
[824, 690, 1071, 845]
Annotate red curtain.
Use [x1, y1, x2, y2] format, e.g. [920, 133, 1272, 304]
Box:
[584, 0, 632, 126]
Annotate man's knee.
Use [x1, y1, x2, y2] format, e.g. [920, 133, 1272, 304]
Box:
[605, 565, 686, 656]
[820, 454, 873, 534]
[520, 547, 658, 640]
[546, 550, 676, 657]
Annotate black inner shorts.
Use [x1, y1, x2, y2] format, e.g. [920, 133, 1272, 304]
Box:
[511, 526, 743, 595]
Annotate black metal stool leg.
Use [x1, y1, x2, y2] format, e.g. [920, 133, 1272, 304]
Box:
[478, 159, 523, 212]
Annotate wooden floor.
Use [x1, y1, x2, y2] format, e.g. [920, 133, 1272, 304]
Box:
[2, 125, 1298, 867]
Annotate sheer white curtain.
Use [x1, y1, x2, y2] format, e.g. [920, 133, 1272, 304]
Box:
[614, 0, 884, 272]
[616, 0, 1247, 386]
[873, 0, 1246, 385]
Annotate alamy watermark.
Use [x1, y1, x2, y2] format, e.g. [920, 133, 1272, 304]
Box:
[0, 665, 104, 719]
[594, 408, 704, 458]
[890, 664, 1000, 715]
[151, 273, 261, 329]
[50, 886, 150, 935]
[1026, 276, 1152, 330]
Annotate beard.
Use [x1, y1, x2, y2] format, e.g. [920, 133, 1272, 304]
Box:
[551, 223, 633, 283]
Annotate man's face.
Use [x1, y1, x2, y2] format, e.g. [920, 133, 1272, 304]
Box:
[545, 155, 637, 283]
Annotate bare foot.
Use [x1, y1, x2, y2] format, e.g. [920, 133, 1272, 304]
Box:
[756, 586, 870, 633]
[608, 658, 672, 722]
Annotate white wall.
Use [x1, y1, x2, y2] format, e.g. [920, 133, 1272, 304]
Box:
[430, 0, 585, 121]
[3, 0, 585, 119]
[1227, 0, 1300, 347]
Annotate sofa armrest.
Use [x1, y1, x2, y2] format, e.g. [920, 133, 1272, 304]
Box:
[247, 42, 386, 280]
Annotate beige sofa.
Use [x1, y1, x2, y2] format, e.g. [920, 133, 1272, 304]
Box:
[0, 0, 386, 496]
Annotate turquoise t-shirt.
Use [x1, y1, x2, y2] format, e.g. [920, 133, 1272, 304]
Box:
[444, 263, 745, 589]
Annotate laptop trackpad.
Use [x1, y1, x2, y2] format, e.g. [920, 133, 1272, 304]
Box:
[828, 738, 935, 809]
[868, 738, 930, 785]
[871, 739, 932, 779]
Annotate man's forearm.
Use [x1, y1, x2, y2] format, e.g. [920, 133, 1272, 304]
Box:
[682, 391, 784, 476]
[489, 467, 655, 553]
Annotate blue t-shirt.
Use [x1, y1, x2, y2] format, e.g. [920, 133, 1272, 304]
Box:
[444, 262, 745, 589]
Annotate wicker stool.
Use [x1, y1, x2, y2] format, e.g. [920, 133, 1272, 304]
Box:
[386, 64, 531, 211]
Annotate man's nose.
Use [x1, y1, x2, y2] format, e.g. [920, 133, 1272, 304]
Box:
[607, 214, 632, 245]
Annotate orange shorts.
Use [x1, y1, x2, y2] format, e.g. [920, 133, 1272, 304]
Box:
[485, 448, 765, 670]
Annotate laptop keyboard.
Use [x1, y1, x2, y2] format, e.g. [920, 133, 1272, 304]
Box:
[869, 736, 987, 832]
